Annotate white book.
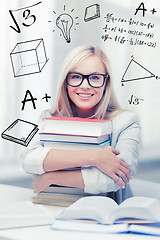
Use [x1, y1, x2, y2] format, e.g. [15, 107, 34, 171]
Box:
[32, 198, 74, 207]
[43, 139, 111, 150]
[39, 132, 111, 144]
[52, 219, 128, 234]
[52, 220, 160, 236]
[0, 201, 53, 229]
[42, 185, 94, 195]
[56, 196, 160, 224]
[42, 116, 112, 137]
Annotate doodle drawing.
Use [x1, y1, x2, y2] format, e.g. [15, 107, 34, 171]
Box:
[10, 38, 48, 77]
[1, 119, 39, 147]
[121, 58, 155, 86]
[56, 13, 73, 43]
[84, 4, 100, 22]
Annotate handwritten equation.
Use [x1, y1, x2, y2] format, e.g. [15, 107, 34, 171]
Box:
[9, 2, 42, 33]
[128, 95, 144, 105]
[101, 13, 156, 48]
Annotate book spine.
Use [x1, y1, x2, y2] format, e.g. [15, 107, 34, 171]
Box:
[44, 117, 111, 123]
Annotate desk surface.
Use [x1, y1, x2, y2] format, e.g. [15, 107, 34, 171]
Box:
[0, 184, 158, 240]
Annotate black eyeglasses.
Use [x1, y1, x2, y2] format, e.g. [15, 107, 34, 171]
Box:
[66, 72, 109, 88]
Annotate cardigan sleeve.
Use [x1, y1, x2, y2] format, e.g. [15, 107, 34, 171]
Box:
[21, 119, 52, 174]
[81, 111, 141, 194]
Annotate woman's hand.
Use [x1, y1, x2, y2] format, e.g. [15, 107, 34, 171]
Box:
[94, 146, 130, 189]
[32, 172, 52, 193]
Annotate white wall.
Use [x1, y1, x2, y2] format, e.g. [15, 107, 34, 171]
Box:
[0, 0, 160, 168]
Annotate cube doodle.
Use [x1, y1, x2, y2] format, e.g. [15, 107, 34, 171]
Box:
[10, 38, 48, 77]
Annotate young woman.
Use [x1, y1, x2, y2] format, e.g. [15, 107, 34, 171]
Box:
[21, 45, 141, 203]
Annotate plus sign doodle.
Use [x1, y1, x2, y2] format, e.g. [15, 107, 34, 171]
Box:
[42, 93, 51, 102]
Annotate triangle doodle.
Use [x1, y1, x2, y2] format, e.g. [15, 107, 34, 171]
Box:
[121, 59, 155, 84]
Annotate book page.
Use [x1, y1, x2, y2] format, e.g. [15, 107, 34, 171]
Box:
[0, 201, 52, 229]
[57, 196, 118, 223]
[0, 201, 48, 217]
[109, 197, 160, 223]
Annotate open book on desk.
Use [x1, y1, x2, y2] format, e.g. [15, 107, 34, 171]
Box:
[56, 196, 160, 224]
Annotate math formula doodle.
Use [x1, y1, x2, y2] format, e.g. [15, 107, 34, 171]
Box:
[9, 1, 42, 33]
[128, 95, 144, 105]
[101, 12, 156, 48]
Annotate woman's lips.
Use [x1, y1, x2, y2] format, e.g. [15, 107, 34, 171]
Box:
[76, 93, 94, 100]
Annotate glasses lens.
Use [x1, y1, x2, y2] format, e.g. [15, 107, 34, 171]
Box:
[67, 73, 82, 86]
[89, 74, 104, 87]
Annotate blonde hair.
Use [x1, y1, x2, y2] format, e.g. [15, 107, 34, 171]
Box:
[50, 45, 123, 120]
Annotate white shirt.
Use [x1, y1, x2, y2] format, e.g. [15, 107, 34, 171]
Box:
[21, 111, 141, 197]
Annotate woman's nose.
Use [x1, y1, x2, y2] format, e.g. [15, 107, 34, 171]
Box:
[80, 78, 91, 88]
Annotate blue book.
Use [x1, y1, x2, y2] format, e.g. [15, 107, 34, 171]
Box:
[42, 139, 111, 150]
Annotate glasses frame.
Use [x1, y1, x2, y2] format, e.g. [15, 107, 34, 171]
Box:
[66, 72, 109, 88]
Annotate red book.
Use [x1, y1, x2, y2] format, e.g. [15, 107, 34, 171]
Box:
[42, 116, 112, 138]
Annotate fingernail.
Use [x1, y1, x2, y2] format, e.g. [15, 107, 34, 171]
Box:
[122, 185, 125, 189]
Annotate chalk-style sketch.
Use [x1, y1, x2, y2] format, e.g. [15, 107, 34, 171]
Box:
[1, 119, 39, 147]
[84, 4, 100, 22]
[9, 1, 42, 33]
[49, 5, 79, 43]
[128, 94, 144, 105]
[21, 90, 37, 111]
[121, 58, 155, 86]
[56, 13, 73, 43]
[10, 38, 48, 77]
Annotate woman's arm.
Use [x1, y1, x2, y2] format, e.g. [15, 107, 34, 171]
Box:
[32, 146, 130, 193]
[33, 170, 84, 193]
[21, 137, 129, 188]
[33, 145, 130, 193]
[81, 111, 141, 194]
[43, 146, 130, 188]
[43, 148, 94, 172]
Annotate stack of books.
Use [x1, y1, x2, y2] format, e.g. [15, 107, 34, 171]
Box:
[32, 185, 95, 207]
[33, 117, 112, 207]
[39, 116, 112, 150]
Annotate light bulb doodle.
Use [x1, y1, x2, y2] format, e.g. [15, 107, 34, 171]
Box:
[56, 13, 73, 43]
[48, 5, 79, 42]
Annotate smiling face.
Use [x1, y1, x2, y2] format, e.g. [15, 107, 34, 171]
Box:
[66, 55, 106, 117]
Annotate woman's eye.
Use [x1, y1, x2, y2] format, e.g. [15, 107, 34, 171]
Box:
[72, 75, 81, 79]
[90, 75, 99, 80]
